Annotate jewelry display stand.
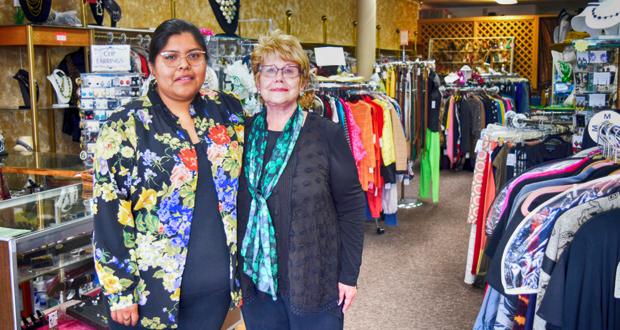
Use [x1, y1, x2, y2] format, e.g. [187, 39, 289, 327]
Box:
[46, 69, 72, 106]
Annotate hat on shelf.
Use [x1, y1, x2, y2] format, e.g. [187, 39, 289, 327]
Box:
[13, 136, 33, 154]
[572, 2, 604, 36]
[444, 72, 459, 85]
[18, 0, 52, 23]
[46, 69, 72, 105]
[585, 0, 620, 31]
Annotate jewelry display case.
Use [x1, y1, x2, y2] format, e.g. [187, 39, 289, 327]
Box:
[0, 181, 93, 329]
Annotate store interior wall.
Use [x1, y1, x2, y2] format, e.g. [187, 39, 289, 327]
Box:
[439, 3, 585, 18]
[0, 0, 419, 154]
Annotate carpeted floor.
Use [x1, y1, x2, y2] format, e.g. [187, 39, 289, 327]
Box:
[345, 171, 484, 330]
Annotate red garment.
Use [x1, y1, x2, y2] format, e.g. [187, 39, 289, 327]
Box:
[138, 53, 150, 77]
[364, 97, 385, 218]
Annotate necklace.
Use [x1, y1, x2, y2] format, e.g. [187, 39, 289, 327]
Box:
[47, 70, 72, 103]
[25, 0, 43, 17]
[215, 0, 237, 24]
[591, 7, 620, 20]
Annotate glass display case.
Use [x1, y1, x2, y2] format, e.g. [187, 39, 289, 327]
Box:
[0, 181, 93, 329]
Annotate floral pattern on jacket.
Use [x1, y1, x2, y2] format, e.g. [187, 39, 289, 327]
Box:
[93, 87, 244, 329]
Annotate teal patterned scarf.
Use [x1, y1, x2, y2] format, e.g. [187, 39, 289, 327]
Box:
[241, 105, 304, 300]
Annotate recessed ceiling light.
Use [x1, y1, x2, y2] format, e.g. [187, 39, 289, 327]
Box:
[496, 0, 518, 4]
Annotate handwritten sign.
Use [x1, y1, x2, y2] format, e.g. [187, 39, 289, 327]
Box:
[91, 45, 131, 72]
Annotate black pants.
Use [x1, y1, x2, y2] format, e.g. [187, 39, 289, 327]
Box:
[241, 293, 343, 330]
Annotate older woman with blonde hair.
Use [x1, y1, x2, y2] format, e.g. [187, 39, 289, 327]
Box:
[237, 30, 366, 329]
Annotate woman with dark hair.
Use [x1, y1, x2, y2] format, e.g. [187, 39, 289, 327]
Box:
[92, 19, 244, 329]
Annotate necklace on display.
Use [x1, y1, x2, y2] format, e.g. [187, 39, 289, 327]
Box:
[47, 69, 72, 104]
[25, 0, 43, 17]
[215, 0, 237, 24]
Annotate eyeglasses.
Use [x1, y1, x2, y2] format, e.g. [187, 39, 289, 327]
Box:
[259, 65, 302, 79]
[159, 50, 207, 67]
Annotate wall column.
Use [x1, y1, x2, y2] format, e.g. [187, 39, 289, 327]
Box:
[356, 0, 376, 79]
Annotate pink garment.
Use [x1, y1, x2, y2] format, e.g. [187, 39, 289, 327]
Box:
[446, 96, 456, 167]
[485, 156, 591, 234]
[39, 319, 97, 330]
[341, 99, 367, 165]
[505, 97, 513, 112]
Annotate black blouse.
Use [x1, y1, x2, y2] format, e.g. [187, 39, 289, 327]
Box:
[238, 112, 366, 313]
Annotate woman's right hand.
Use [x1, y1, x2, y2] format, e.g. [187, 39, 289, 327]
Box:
[111, 304, 139, 327]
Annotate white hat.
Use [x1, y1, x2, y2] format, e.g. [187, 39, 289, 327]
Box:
[444, 72, 459, 84]
[460, 65, 473, 80]
[572, 3, 604, 36]
[585, 0, 620, 30]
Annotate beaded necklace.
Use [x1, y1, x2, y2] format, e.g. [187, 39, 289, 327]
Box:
[215, 0, 237, 24]
[25, 0, 43, 17]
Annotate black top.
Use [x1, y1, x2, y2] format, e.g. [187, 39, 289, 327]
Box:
[180, 142, 230, 300]
[539, 208, 620, 330]
[238, 112, 366, 313]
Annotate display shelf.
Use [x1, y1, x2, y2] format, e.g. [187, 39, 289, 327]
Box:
[432, 49, 511, 53]
[19, 251, 93, 282]
[0, 177, 92, 329]
[0, 105, 79, 111]
[0, 24, 91, 153]
[0, 25, 90, 47]
[429, 36, 515, 76]
[0, 152, 84, 178]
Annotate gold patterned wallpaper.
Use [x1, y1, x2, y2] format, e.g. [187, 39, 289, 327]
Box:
[0, 0, 419, 153]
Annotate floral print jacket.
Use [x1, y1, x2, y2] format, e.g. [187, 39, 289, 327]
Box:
[93, 87, 244, 329]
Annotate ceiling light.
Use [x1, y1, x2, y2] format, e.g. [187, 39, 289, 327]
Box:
[496, 0, 518, 4]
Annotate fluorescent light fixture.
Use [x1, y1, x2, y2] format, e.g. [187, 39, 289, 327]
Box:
[496, 0, 518, 4]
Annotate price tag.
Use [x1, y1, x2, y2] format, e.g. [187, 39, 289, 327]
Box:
[56, 33, 67, 42]
[474, 139, 483, 153]
[431, 100, 436, 109]
[400, 30, 409, 46]
[615, 262, 620, 298]
[91, 45, 131, 72]
[314, 47, 346, 67]
[48, 310, 58, 328]
[507, 153, 517, 167]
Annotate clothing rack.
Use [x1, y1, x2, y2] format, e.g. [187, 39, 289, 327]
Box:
[314, 85, 410, 234]
[506, 112, 574, 130]
[91, 26, 154, 47]
[439, 85, 500, 94]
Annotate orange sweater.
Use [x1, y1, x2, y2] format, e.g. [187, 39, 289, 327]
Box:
[347, 101, 375, 191]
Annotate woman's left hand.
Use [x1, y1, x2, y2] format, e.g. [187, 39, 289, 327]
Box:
[338, 282, 357, 314]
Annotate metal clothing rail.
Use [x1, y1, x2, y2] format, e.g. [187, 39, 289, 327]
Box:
[439, 85, 501, 94]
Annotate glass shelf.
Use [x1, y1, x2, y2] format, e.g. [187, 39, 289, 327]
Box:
[18, 250, 93, 282]
[0, 152, 84, 177]
[0, 183, 89, 234]
[0, 105, 79, 111]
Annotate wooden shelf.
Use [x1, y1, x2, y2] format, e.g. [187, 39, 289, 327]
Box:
[0, 152, 84, 178]
[435, 49, 511, 53]
[0, 105, 79, 111]
[0, 25, 90, 47]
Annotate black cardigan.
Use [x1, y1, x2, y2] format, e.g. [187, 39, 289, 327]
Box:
[238, 112, 366, 313]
